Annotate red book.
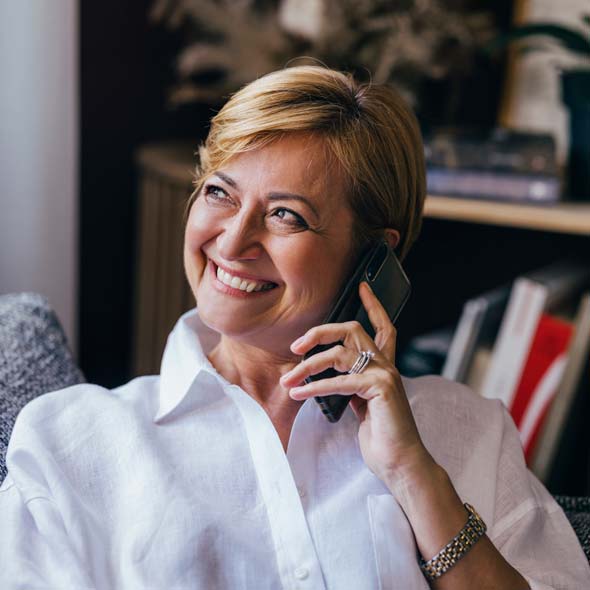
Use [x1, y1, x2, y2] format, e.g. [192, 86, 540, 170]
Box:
[509, 313, 574, 464]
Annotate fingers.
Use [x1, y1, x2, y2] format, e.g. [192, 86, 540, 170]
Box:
[281, 344, 361, 387]
[286, 370, 391, 402]
[359, 282, 397, 361]
[287, 372, 364, 400]
[290, 319, 376, 357]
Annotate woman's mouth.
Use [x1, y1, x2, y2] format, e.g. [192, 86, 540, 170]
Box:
[209, 260, 278, 296]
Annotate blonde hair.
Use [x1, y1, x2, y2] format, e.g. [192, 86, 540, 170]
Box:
[187, 65, 425, 261]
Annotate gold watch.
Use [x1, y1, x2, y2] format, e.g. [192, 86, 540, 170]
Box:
[419, 503, 487, 580]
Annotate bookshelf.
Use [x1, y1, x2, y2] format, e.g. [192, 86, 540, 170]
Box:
[425, 196, 590, 236]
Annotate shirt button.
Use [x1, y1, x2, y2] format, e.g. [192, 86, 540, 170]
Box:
[294, 567, 309, 580]
[297, 486, 306, 498]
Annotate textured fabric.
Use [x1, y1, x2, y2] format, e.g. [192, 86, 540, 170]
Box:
[1, 307, 590, 589]
[0, 292, 84, 483]
[555, 495, 590, 560]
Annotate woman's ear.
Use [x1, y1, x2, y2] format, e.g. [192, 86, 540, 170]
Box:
[384, 229, 400, 250]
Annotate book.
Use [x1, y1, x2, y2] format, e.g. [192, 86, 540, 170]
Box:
[423, 128, 562, 203]
[441, 284, 510, 384]
[424, 128, 559, 174]
[530, 293, 590, 483]
[426, 168, 561, 203]
[510, 313, 574, 463]
[465, 346, 494, 395]
[480, 261, 590, 409]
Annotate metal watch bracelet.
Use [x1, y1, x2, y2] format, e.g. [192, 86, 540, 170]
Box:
[419, 502, 487, 580]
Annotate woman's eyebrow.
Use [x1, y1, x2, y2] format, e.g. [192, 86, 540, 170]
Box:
[214, 171, 239, 189]
[213, 171, 320, 219]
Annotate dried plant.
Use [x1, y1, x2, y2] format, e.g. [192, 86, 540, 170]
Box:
[150, 0, 495, 107]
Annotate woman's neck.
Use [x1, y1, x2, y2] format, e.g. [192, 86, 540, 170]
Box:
[208, 336, 305, 452]
[208, 335, 304, 410]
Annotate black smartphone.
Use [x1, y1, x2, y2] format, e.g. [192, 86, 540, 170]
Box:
[304, 241, 411, 423]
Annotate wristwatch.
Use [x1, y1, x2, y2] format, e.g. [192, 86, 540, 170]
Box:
[419, 502, 487, 580]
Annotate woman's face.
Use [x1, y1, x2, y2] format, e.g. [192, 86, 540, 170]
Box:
[184, 133, 356, 354]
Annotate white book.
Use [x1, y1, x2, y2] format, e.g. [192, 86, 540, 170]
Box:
[480, 278, 547, 407]
[480, 261, 590, 408]
[442, 299, 486, 383]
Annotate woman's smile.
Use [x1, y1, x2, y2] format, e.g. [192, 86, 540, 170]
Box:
[208, 258, 279, 298]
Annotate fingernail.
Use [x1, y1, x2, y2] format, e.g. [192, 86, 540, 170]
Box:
[289, 387, 303, 398]
[291, 335, 305, 350]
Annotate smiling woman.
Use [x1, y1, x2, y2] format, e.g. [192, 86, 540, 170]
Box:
[1, 65, 589, 590]
[184, 133, 356, 358]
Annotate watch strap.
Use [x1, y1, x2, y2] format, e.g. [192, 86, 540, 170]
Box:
[419, 502, 487, 580]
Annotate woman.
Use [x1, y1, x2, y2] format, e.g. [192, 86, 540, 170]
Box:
[1, 65, 589, 589]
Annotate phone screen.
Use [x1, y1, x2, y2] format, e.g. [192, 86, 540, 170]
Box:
[304, 241, 411, 422]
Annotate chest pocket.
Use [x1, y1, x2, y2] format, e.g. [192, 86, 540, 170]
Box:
[367, 494, 429, 590]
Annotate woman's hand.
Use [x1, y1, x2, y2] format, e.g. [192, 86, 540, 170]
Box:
[280, 281, 435, 492]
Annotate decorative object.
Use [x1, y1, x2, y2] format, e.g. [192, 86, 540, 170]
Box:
[149, 0, 495, 112]
[492, 1, 590, 199]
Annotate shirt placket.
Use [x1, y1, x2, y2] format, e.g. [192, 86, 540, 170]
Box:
[225, 387, 326, 590]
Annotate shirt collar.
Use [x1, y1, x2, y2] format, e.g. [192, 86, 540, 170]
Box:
[154, 307, 224, 423]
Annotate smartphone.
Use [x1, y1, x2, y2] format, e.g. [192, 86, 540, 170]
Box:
[304, 241, 411, 423]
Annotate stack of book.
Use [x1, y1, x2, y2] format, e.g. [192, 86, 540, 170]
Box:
[424, 128, 562, 204]
[400, 260, 590, 490]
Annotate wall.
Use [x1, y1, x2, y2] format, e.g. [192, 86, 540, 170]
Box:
[0, 1, 79, 354]
[79, 0, 209, 387]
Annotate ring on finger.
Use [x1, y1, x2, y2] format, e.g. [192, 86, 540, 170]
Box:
[347, 350, 375, 375]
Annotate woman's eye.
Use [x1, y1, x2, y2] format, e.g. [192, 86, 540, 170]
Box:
[270, 207, 308, 229]
[203, 184, 232, 204]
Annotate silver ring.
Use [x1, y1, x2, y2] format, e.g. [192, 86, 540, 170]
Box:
[347, 350, 375, 375]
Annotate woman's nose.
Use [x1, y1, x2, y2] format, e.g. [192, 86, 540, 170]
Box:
[216, 213, 264, 261]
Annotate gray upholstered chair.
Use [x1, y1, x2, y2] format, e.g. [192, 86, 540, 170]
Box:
[0, 292, 85, 483]
[0, 292, 589, 561]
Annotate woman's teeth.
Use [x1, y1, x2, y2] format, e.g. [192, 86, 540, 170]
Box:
[216, 266, 275, 292]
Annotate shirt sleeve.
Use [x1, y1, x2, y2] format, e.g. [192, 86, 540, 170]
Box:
[489, 407, 590, 590]
[0, 397, 96, 590]
[0, 475, 94, 589]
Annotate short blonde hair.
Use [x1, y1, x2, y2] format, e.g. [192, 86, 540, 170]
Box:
[187, 65, 425, 261]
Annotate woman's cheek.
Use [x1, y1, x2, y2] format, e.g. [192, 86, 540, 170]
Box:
[185, 203, 217, 255]
[183, 220, 211, 290]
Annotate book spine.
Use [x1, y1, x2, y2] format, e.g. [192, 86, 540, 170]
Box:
[426, 168, 561, 203]
[442, 299, 484, 383]
[509, 314, 574, 462]
[531, 294, 590, 481]
[481, 278, 547, 407]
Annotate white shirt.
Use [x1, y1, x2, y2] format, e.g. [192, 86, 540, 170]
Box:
[1, 308, 589, 590]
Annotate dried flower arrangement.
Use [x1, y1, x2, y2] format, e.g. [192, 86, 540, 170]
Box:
[150, 0, 495, 109]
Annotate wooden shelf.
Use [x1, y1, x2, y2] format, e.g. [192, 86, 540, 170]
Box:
[424, 196, 590, 236]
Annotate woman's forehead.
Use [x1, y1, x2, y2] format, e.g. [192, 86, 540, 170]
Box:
[218, 134, 346, 201]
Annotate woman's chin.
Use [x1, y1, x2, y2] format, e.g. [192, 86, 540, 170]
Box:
[196, 299, 254, 338]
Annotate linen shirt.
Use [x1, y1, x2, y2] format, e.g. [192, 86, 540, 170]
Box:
[1, 308, 589, 590]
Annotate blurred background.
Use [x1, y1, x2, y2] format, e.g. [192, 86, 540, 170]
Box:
[1, 0, 589, 493]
